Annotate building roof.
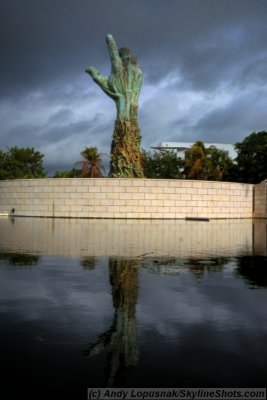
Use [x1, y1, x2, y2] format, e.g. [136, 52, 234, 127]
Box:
[151, 141, 237, 159]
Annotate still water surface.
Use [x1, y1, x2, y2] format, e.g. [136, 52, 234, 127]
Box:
[0, 218, 266, 399]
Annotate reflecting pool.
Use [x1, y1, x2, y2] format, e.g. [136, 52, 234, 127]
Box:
[0, 218, 266, 399]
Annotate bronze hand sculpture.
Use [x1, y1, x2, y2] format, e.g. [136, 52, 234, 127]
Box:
[86, 34, 144, 178]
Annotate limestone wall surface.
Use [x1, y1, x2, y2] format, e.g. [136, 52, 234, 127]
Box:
[253, 180, 267, 219]
[0, 178, 255, 219]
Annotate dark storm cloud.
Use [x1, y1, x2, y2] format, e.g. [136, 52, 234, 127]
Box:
[1, 0, 267, 94]
[0, 0, 267, 172]
[192, 89, 267, 143]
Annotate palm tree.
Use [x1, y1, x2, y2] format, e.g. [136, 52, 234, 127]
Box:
[184, 141, 233, 181]
[184, 141, 207, 179]
[76, 147, 105, 178]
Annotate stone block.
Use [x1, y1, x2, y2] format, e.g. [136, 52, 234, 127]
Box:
[100, 199, 114, 206]
[77, 186, 88, 193]
[132, 192, 145, 200]
[113, 212, 127, 218]
[95, 179, 108, 186]
[120, 205, 133, 212]
[119, 193, 133, 200]
[119, 179, 133, 187]
[113, 186, 126, 193]
[126, 199, 139, 206]
[113, 199, 126, 206]
[132, 179, 145, 187]
[132, 206, 145, 213]
[139, 199, 152, 206]
[107, 192, 119, 199]
[138, 212, 152, 218]
[151, 212, 164, 218]
[157, 180, 170, 187]
[126, 186, 139, 193]
[64, 186, 77, 193]
[126, 212, 144, 218]
[150, 187, 163, 193]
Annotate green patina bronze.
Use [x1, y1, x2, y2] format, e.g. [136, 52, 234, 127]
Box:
[83, 258, 139, 386]
[86, 34, 144, 178]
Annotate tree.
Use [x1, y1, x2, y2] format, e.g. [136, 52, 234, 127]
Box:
[75, 147, 105, 178]
[53, 168, 81, 178]
[183, 141, 207, 179]
[0, 147, 46, 179]
[183, 141, 233, 181]
[142, 149, 183, 179]
[234, 131, 267, 183]
[206, 145, 234, 181]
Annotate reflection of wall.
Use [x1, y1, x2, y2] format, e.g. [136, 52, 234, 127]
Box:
[0, 178, 254, 219]
[253, 181, 267, 219]
[0, 218, 263, 258]
[253, 220, 267, 256]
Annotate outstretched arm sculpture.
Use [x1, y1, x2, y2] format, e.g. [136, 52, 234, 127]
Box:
[86, 34, 144, 178]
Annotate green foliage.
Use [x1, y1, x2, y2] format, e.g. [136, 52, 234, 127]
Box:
[183, 141, 233, 181]
[183, 141, 206, 179]
[234, 131, 267, 183]
[53, 168, 82, 178]
[76, 147, 105, 178]
[142, 149, 183, 179]
[142, 144, 233, 181]
[206, 146, 234, 181]
[0, 147, 46, 179]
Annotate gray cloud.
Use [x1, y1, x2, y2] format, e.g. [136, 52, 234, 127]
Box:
[193, 89, 267, 143]
[0, 0, 267, 172]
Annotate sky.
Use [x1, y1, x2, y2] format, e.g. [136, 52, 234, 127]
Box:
[0, 0, 267, 175]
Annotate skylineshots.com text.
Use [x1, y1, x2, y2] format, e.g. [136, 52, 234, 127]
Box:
[87, 388, 266, 400]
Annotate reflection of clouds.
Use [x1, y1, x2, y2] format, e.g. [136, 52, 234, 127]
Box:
[0, 258, 112, 339]
[1, 248, 266, 352]
[137, 266, 267, 339]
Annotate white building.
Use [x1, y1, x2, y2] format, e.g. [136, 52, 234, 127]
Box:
[151, 142, 237, 159]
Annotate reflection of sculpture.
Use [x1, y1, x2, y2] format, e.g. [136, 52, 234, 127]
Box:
[86, 34, 144, 178]
[83, 259, 139, 386]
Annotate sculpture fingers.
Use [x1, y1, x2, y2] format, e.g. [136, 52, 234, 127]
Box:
[85, 67, 99, 79]
[86, 67, 117, 99]
[106, 34, 122, 72]
[86, 67, 106, 86]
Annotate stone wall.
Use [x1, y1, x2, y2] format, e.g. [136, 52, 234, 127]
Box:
[0, 178, 254, 219]
[253, 180, 267, 219]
